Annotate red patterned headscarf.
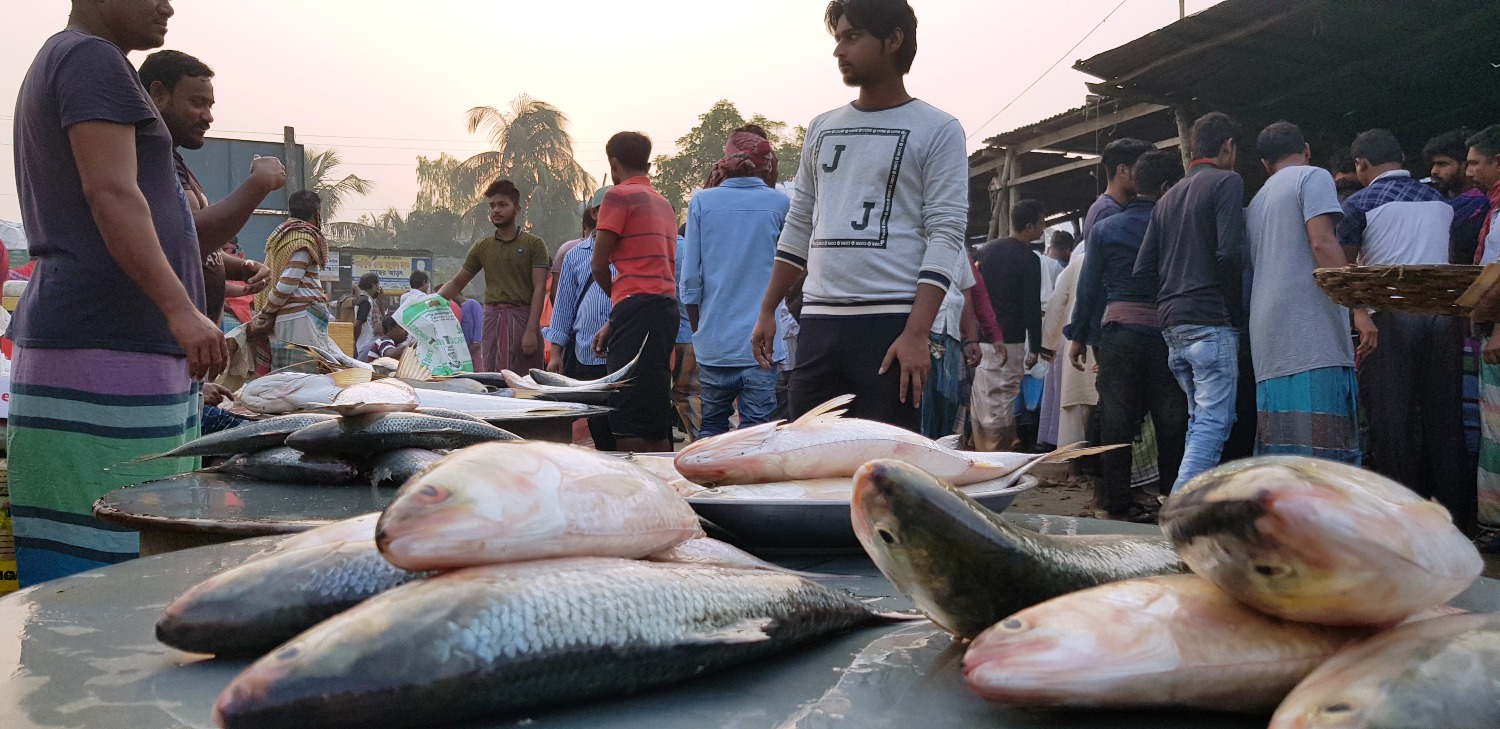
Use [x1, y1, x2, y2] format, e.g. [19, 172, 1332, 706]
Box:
[704, 131, 779, 189]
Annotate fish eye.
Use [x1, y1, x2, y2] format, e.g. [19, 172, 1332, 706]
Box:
[413, 484, 448, 504]
[276, 647, 300, 661]
[999, 619, 1025, 631]
[1253, 564, 1291, 578]
[875, 528, 897, 545]
[1321, 702, 1354, 715]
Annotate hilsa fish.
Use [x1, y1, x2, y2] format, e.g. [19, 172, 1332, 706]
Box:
[128, 413, 337, 463]
[675, 395, 1116, 487]
[213, 558, 907, 729]
[962, 575, 1379, 712]
[851, 459, 1184, 638]
[211, 447, 361, 485]
[376, 442, 703, 571]
[1270, 612, 1500, 729]
[1160, 456, 1482, 626]
[284, 412, 518, 456]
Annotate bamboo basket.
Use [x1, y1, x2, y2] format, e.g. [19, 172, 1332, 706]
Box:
[1312, 265, 1483, 317]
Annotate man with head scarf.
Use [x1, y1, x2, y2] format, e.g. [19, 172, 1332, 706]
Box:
[680, 126, 791, 437]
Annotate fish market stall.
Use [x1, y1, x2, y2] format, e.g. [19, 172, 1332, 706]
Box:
[8, 516, 1491, 729]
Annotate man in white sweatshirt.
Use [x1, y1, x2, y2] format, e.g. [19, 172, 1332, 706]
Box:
[751, 0, 967, 430]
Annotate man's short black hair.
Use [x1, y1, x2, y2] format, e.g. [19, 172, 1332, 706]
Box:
[1049, 229, 1076, 252]
[1101, 138, 1153, 181]
[825, 0, 919, 74]
[1190, 112, 1240, 160]
[1351, 129, 1404, 167]
[1256, 121, 1307, 164]
[138, 50, 213, 92]
[1328, 148, 1356, 175]
[484, 178, 521, 204]
[409, 270, 430, 290]
[358, 272, 381, 291]
[1134, 149, 1185, 197]
[1424, 128, 1474, 164]
[289, 190, 321, 222]
[606, 132, 653, 171]
[1468, 125, 1500, 159]
[1011, 199, 1046, 232]
[381, 315, 399, 332]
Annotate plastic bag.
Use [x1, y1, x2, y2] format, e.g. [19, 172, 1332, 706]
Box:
[395, 294, 473, 377]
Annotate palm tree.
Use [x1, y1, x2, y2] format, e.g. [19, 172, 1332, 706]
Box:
[306, 146, 375, 221]
[451, 96, 596, 250]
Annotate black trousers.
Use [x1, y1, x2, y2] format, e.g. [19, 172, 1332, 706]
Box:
[564, 359, 616, 451]
[1359, 312, 1473, 530]
[606, 294, 679, 441]
[1095, 326, 1189, 513]
[790, 315, 921, 432]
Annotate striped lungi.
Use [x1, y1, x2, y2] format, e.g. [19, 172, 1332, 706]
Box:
[1479, 343, 1500, 527]
[1255, 366, 1360, 465]
[8, 347, 199, 586]
[270, 305, 340, 373]
[481, 303, 543, 374]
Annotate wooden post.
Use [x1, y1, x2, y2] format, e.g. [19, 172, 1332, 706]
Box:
[994, 147, 1018, 239]
[1174, 107, 1193, 169]
[283, 126, 303, 192]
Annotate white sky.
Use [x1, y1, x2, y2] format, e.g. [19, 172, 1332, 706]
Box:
[1, 0, 1224, 222]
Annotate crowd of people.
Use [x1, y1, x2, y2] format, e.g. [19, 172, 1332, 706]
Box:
[9, 0, 1500, 588]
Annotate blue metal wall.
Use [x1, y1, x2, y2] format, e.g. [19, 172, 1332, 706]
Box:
[178, 137, 305, 262]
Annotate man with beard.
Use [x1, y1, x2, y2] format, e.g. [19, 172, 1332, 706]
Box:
[751, 0, 967, 431]
[438, 179, 551, 372]
[1425, 128, 1490, 265]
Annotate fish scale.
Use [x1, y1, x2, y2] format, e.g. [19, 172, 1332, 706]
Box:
[214, 558, 895, 729]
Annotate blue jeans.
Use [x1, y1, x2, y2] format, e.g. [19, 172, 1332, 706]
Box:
[1163, 325, 1240, 492]
[699, 364, 780, 437]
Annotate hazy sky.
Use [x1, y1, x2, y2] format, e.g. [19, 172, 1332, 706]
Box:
[1, 0, 1223, 223]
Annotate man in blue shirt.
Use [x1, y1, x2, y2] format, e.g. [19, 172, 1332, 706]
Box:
[544, 187, 614, 449]
[681, 129, 791, 437]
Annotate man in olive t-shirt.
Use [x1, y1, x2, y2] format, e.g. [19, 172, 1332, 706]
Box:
[438, 179, 551, 372]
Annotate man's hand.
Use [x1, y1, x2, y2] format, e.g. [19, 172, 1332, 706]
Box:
[1485, 335, 1500, 366]
[591, 321, 611, 359]
[1353, 310, 1379, 361]
[243, 261, 271, 294]
[962, 341, 982, 368]
[168, 307, 229, 381]
[248, 312, 275, 337]
[546, 348, 565, 374]
[1025, 352, 1039, 370]
[1068, 340, 1089, 372]
[879, 330, 931, 408]
[751, 312, 778, 369]
[201, 382, 235, 407]
[249, 156, 287, 194]
[522, 328, 540, 357]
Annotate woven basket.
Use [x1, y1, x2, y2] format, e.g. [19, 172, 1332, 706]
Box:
[1313, 265, 1483, 317]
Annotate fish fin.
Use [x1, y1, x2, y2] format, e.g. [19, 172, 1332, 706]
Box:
[785, 394, 855, 428]
[687, 618, 775, 645]
[330, 368, 373, 388]
[1039, 441, 1128, 463]
[871, 610, 928, 623]
[394, 348, 432, 382]
[122, 452, 167, 465]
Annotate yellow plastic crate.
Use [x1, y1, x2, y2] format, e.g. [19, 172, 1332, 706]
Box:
[328, 322, 355, 358]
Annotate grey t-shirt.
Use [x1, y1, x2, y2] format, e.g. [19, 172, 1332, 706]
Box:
[1246, 165, 1350, 382]
[12, 31, 204, 354]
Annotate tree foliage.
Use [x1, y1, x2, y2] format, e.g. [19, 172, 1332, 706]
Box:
[306, 146, 375, 221]
[651, 100, 806, 212]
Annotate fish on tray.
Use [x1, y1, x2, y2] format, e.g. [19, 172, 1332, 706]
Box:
[852, 459, 1184, 638]
[1270, 612, 1500, 729]
[500, 369, 625, 393]
[366, 448, 445, 490]
[1160, 456, 1482, 626]
[303, 378, 420, 416]
[128, 413, 337, 463]
[674, 395, 1118, 487]
[962, 574, 1380, 712]
[236, 373, 342, 415]
[242, 513, 379, 565]
[376, 442, 703, 571]
[284, 412, 518, 456]
[527, 338, 644, 388]
[157, 539, 424, 656]
[210, 447, 361, 485]
[213, 558, 910, 729]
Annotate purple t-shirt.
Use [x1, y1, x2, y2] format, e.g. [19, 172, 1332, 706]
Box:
[12, 31, 204, 354]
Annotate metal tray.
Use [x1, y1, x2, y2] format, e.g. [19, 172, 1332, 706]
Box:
[687, 476, 1038, 552]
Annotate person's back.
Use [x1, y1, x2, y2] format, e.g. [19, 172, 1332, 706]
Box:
[683, 180, 790, 367]
[1137, 165, 1246, 330]
[1338, 173, 1451, 265]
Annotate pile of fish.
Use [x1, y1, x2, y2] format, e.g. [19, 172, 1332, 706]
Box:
[140, 379, 522, 487]
[670, 395, 1118, 501]
[851, 455, 1495, 726]
[236, 371, 609, 415]
[157, 441, 911, 729]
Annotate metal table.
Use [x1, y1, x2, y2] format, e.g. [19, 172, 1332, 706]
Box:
[2, 520, 1498, 729]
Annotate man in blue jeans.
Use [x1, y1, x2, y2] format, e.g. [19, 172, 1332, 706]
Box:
[680, 127, 791, 436]
[1134, 112, 1248, 492]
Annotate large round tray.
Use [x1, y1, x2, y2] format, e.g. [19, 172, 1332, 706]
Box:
[687, 476, 1037, 552]
[1313, 264, 1482, 316]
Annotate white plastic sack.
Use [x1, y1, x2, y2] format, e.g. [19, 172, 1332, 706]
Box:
[395, 293, 472, 377]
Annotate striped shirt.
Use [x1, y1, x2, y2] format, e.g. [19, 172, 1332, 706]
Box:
[265, 249, 326, 315]
[544, 236, 612, 366]
[596, 176, 678, 304]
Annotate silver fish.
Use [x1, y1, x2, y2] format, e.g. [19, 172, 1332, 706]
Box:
[284, 412, 518, 456]
[242, 513, 379, 565]
[128, 413, 338, 462]
[213, 558, 902, 729]
[157, 539, 423, 656]
[527, 339, 644, 388]
[647, 536, 817, 576]
[213, 447, 361, 485]
[411, 406, 489, 424]
[366, 449, 444, 490]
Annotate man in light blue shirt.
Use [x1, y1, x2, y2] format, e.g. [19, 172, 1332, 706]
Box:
[543, 189, 616, 449]
[681, 136, 791, 437]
